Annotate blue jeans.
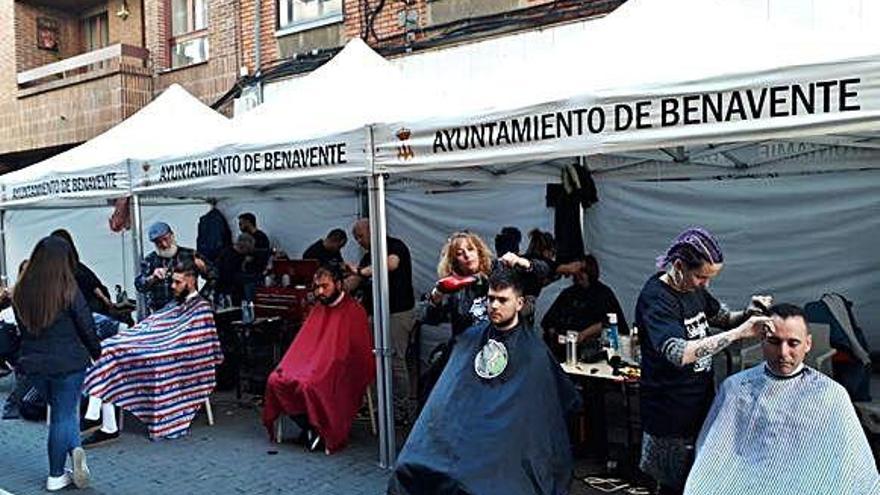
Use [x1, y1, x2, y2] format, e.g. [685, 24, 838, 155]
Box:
[30, 370, 85, 476]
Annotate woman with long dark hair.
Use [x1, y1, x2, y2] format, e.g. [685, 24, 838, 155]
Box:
[13, 236, 101, 491]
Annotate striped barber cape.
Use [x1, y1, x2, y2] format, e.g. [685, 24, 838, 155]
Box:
[684, 365, 879, 495]
[83, 296, 223, 439]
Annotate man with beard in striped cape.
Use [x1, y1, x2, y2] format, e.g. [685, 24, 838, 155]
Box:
[684, 303, 879, 495]
[80, 261, 223, 444]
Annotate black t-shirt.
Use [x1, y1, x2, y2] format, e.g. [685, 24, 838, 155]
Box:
[302, 239, 343, 266]
[251, 229, 271, 273]
[636, 273, 721, 438]
[358, 236, 415, 315]
[541, 281, 629, 338]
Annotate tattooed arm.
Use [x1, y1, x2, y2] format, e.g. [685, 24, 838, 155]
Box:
[662, 315, 771, 367]
[708, 296, 774, 330]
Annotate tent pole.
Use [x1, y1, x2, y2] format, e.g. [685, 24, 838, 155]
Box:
[368, 174, 396, 466]
[367, 174, 389, 467]
[130, 193, 146, 320]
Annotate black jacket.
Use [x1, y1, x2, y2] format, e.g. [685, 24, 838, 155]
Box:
[17, 289, 101, 376]
[423, 258, 551, 337]
[75, 262, 111, 314]
[135, 246, 218, 312]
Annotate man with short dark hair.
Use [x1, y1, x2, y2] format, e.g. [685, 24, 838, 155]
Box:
[262, 263, 374, 454]
[302, 228, 347, 265]
[541, 254, 628, 361]
[389, 268, 580, 494]
[238, 213, 271, 274]
[82, 261, 223, 444]
[135, 222, 217, 313]
[684, 303, 880, 495]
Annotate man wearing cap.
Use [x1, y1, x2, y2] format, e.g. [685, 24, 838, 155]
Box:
[135, 222, 217, 313]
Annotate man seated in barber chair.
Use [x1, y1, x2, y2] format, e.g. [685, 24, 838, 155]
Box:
[80, 262, 223, 445]
[262, 263, 374, 454]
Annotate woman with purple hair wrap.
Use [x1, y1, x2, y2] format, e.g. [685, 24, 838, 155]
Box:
[634, 227, 773, 495]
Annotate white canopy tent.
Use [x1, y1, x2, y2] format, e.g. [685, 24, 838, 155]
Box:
[375, 0, 880, 169]
[368, 0, 880, 353]
[0, 84, 230, 302]
[131, 38, 441, 197]
[4, 0, 879, 469]
[128, 38, 438, 468]
[0, 84, 231, 207]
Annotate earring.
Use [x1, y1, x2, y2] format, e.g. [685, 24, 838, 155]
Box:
[668, 265, 683, 288]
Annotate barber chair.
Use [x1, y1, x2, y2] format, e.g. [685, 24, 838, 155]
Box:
[274, 388, 376, 443]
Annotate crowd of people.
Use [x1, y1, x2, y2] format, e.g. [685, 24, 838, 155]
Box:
[0, 211, 876, 494]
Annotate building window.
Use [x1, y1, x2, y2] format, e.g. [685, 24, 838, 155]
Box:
[82, 12, 109, 52]
[169, 0, 209, 68]
[277, 0, 342, 33]
[82, 12, 110, 70]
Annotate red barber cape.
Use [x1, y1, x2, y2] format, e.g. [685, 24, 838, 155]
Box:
[262, 293, 374, 453]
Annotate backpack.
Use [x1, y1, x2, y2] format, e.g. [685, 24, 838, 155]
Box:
[0, 322, 20, 364]
[804, 293, 872, 401]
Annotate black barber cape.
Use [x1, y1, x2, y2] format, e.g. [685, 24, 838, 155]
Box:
[389, 320, 580, 495]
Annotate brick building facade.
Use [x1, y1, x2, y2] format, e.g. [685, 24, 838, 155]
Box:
[0, 0, 620, 173]
[0, 0, 241, 172]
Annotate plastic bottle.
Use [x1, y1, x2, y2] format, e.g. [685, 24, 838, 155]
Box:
[606, 313, 620, 353]
[630, 325, 641, 364]
[241, 300, 254, 323]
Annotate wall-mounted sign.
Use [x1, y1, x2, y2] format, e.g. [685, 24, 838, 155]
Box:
[37, 17, 60, 52]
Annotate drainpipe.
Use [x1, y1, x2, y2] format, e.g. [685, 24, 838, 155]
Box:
[251, 0, 264, 105]
[253, 0, 262, 72]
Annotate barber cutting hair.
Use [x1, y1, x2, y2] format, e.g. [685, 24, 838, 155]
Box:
[135, 222, 217, 314]
[635, 227, 772, 495]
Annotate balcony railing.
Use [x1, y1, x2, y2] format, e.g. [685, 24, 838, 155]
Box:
[16, 43, 149, 88]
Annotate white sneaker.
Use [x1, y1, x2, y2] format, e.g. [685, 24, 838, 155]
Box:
[46, 471, 72, 491]
[71, 446, 90, 488]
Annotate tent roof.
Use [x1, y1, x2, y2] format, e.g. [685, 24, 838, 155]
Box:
[0, 84, 229, 207]
[374, 0, 880, 173]
[131, 38, 433, 197]
[236, 37, 424, 143]
[395, 0, 880, 117]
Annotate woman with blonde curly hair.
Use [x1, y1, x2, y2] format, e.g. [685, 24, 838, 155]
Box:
[419, 231, 550, 404]
[436, 231, 493, 280]
[427, 231, 543, 337]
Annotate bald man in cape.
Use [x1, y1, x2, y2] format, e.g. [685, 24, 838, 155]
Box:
[685, 303, 879, 495]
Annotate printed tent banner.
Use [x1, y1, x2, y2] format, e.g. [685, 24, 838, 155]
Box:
[133, 38, 424, 196]
[0, 84, 230, 207]
[373, 0, 880, 173]
[131, 130, 367, 196]
[376, 58, 880, 171]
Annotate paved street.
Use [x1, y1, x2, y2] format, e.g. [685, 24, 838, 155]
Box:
[0, 375, 389, 495]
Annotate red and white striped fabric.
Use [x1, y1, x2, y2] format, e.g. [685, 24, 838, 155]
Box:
[83, 296, 223, 439]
